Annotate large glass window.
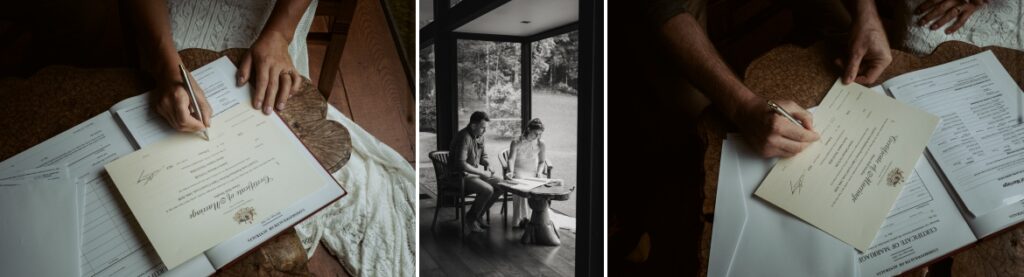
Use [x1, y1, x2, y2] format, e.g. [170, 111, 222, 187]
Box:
[456, 40, 521, 163]
[419, 45, 436, 135]
[531, 31, 578, 217]
[419, 45, 437, 191]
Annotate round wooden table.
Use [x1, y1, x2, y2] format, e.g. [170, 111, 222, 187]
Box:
[497, 180, 575, 246]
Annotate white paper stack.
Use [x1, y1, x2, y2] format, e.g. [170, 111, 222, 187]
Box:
[0, 166, 81, 276]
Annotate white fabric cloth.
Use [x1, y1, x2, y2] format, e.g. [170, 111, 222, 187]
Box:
[294, 105, 417, 277]
[169, 2, 417, 276]
[903, 0, 1024, 55]
[168, 0, 318, 78]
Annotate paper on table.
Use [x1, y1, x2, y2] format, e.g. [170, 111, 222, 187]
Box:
[112, 56, 250, 148]
[105, 102, 328, 268]
[713, 134, 858, 276]
[886, 50, 1024, 217]
[707, 136, 748, 277]
[509, 178, 553, 192]
[0, 166, 80, 277]
[0, 58, 251, 276]
[755, 79, 940, 251]
[853, 86, 978, 276]
[716, 132, 976, 277]
[0, 113, 188, 277]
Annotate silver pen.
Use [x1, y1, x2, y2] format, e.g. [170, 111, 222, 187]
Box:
[179, 64, 210, 141]
[766, 99, 804, 127]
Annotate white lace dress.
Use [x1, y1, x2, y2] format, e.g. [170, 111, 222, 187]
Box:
[168, 0, 317, 77]
[168, 2, 417, 276]
[510, 136, 542, 224]
[903, 0, 1024, 55]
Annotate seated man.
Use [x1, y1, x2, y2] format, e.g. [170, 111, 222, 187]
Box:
[449, 111, 503, 233]
[648, 0, 892, 158]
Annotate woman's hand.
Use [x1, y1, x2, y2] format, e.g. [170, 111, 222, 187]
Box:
[731, 96, 819, 158]
[915, 0, 987, 34]
[154, 61, 212, 132]
[237, 31, 303, 115]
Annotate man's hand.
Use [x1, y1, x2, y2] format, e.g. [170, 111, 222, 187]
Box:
[237, 30, 303, 115]
[839, 9, 892, 86]
[915, 0, 987, 34]
[155, 63, 212, 132]
[732, 96, 820, 158]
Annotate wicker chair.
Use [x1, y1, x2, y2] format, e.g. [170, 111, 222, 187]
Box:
[428, 150, 491, 237]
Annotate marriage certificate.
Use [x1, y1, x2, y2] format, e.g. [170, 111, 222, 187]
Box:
[105, 103, 327, 268]
[754, 79, 939, 251]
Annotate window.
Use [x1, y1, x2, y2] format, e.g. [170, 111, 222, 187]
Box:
[531, 31, 578, 216]
[419, 45, 436, 134]
[456, 40, 521, 162]
[419, 44, 438, 187]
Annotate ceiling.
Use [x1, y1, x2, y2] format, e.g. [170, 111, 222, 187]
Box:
[453, 0, 578, 37]
[419, 0, 434, 29]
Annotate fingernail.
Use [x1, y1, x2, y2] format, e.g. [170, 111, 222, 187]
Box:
[264, 107, 271, 115]
[276, 103, 284, 110]
[237, 76, 244, 86]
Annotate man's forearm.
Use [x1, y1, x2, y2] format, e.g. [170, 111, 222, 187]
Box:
[461, 161, 489, 177]
[843, 0, 879, 20]
[127, 0, 180, 78]
[659, 13, 757, 120]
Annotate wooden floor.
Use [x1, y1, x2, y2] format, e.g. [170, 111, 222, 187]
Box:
[419, 197, 576, 277]
[307, 0, 415, 163]
[305, 0, 414, 274]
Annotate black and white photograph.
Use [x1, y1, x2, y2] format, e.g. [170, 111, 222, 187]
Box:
[418, 0, 602, 276]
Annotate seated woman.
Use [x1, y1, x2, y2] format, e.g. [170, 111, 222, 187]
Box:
[128, 0, 316, 132]
[505, 118, 548, 228]
[903, 0, 1024, 55]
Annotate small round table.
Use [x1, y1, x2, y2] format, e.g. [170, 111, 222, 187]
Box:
[497, 180, 574, 246]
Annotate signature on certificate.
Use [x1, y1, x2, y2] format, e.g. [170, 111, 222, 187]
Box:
[137, 168, 161, 186]
[789, 175, 805, 195]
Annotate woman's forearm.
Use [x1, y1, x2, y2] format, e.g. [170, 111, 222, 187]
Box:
[537, 145, 546, 176]
[508, 152, 517, 177]
[260, 0, 313, 43]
